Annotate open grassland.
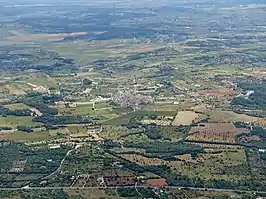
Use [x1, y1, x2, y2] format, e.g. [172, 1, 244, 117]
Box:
[255, 118, 266, 128]
[120, 146, 249, 181]
[141, 119, 172, 126]
[58, 103, 117, 120]
[1, 82, 30, 95]
[167, 189, 249, 199]
[172, 111, 198, 126]
[100, 125, 130, 140]
[1, 29, 88, 45]
[160, 130, 185, 141]
[66, 126, 88, 135]
[187, 123, 250, 143]
[197, 88, 239, 97]
[103, 110, 178, 125]
[106, 43, 165, 54]
[0, 116, 43, 127]
[48, 128, 70, 136]
[27, 77, 57, 88]
[11, 72, 60, 88]
[103, 112, 143, 125]
[4, 103, 32, 110]
[186, 142, 243, 150]
[208, 110, 259, 123]
[120, 133, 150, 142]
[144, 102, 194, 112]
[192, 105, 258, 123]
[0, 130, 53, 142]
[69, 107, 115, 119]
[100, 125, 150, 142]
[110, 146, 146, 154]
[42, 39, 165, 62]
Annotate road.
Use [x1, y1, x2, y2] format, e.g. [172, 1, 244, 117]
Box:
[0, 185, 266, 194]
[43, 143, 82, 179]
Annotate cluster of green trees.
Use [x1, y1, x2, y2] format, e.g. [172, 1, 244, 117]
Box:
[22, 92, 59, 115]
[0, 142, 70, 176]
[0, 127, 12, 131]
[234, 121, 266, 148]
[0, 142, 73, 188]
[233, 121, 249, 128]
[124, 141, 204, 155]
[251, 126, 266, 139]
[232, 82, 266, 110]
[25, 147, 71, 174]
[0, 190, 70, 199]
[103, 140, 121, 149]
[117, 187, 161, 198]
[17, 125, 34, 133]
[126, 117, 190, 140]
[0, 46, 78, 74]
[107, 149, 266, 191]
[188, 51, 263, 67]
[21, 92, 93, 126]
[143, 125, 163, 140]
[0, 191, 17, 199]
[0, 105, 32, 117]
[33, 115, 91, 125]
[105, 140, 203, 160]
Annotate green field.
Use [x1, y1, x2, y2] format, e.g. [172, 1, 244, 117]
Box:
[103, 110, 177, 125]
[0, 131, 52, 142]
[4, 103, 32, 110]
[0, 116, 43, 127]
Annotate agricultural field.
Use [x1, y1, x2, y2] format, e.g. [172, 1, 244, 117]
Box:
[208, 110, 259, 123]
[187, 123, 250, 143]
[58, 102, 116, 121]
[192, 105, 258, 123]
[119, 145, 250, 181]
[0, 116, 42, 127]
[172, 111, 198, 126]
[0, 130, 52, 142]
[4, 103, 32, 110]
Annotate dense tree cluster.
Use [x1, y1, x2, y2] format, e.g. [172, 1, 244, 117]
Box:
[22, 92, 59, 115]
[117, 187, 160, 198]
[82, 78, 92, 86]
[0, 127, 12, 131]
[124, 141, 203, 155]
[232, 82, 266, 110]
[0, 142, 70, 178]
[0, 105, 32, 117]
[143, 125, 163, 140]
[17, 125, 33, 133]
[105, 140, 203, 160]
[33, 115, 91, 125]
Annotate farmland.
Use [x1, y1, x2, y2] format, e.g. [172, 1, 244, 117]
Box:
[118, 144, 250, 181]
[0, 0, 266, 197]
[187, 123, 250, 143]
[0, 116, 42, 127]
[172, 111, 198, 126]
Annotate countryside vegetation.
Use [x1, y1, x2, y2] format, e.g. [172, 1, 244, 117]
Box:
[0, 0, 265, 198]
